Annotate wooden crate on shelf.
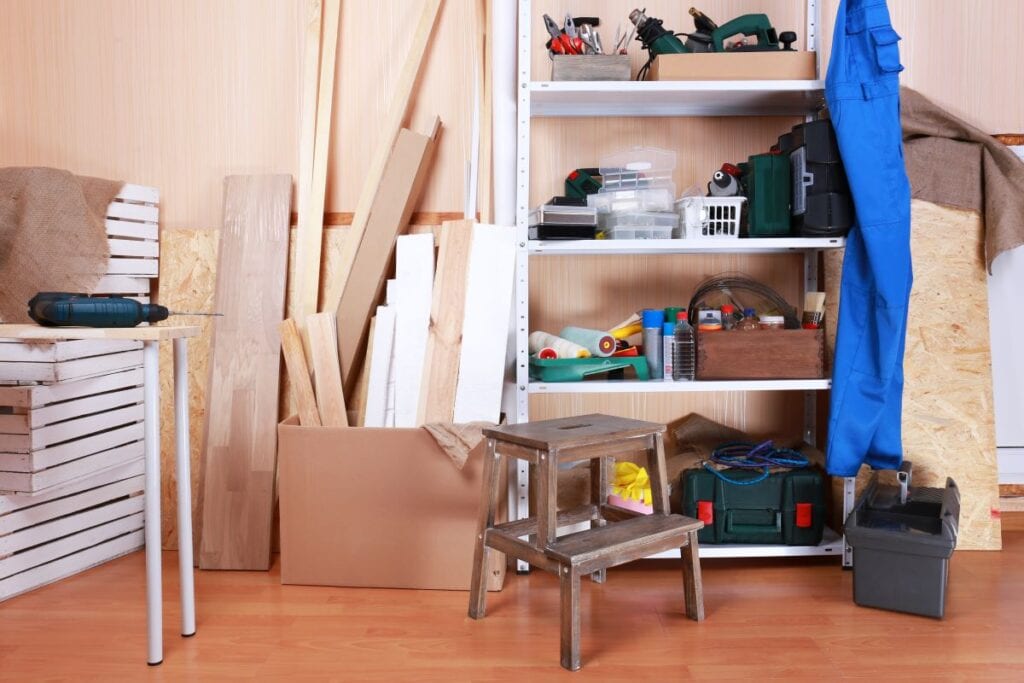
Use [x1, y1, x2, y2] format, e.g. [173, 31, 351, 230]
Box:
[0, 366, 146, 495]
[94, 183, 161, 302]
[0, 460, 145, 602]
[696, 329, 825, 380]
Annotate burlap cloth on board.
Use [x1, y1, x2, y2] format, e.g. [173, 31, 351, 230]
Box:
[901, 88, 1024, 273]
[0, 167, 123, 322]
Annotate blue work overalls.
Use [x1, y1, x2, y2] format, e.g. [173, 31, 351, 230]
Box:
[825, 0, 912, 476]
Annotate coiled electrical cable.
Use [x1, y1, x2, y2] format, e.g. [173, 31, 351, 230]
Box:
[702, 440, 809, 485]
[686, 273, 801, 330]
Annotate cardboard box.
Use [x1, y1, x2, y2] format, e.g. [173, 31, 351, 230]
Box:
[278, 417, 505, 591]
[650, 52, 816, 81]
[696, 328, 825, 380]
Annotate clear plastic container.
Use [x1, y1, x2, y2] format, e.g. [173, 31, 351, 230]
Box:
[588, 187, 676, 214]
[760, 315, 785, 330]
[736, 308, 760, 331]
[600, 211, 679, 240]
[598, 147, 677, 195]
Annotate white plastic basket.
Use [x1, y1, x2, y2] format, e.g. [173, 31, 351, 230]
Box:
[675, 196, 746, 239]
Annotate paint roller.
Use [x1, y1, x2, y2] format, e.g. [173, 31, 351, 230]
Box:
[559, 326, 616, 358]
[529, 331, 590, 359]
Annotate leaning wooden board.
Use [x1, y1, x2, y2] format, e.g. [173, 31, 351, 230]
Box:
[199, 174, 290, 571]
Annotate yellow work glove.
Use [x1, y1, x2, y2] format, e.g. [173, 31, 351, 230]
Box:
[611, 461, 652, 507]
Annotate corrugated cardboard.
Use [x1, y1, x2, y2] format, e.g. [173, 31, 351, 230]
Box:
[278, 416, 505, 591]
[651, 52, 816, 81]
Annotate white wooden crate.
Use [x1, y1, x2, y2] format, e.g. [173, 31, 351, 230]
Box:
[96, 183, 160, 301]
[0, 460, 145, 602]
[0, 367, 145, 495]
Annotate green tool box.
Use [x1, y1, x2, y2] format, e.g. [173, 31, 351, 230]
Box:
[681, 467, 826, 545]
[741, 153, 792, 236]
[529, 356, 649, 382]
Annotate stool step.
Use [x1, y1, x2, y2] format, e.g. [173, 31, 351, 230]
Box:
[545, 514, 702, 573]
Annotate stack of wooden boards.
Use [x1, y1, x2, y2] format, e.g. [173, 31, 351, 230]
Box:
[0, 184, 160, 600]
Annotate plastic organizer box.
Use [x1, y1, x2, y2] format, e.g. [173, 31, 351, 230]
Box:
[599, 211, 679, 240]
[676, 196, 746, 239]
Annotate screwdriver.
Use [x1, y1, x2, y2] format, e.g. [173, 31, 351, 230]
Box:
[28, 292, 222, 328]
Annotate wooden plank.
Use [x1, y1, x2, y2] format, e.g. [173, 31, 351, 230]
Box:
[349, 315, 375, 426]
[0, 339, 139, 363]
[0, 529, 143, 602]
[392, 234, 434, 427]
[418, 220, 473, 424]
[278, 318, 321, 427]
[0, 459, 144, 515]
[104, 220, 158, 240]
[0, 403, 142, 454]
[0, 414, 28, 434]
[363, 307, 395, 428]
[0, 349, 143, 383]
[107, 238, 159, 258]
[305, 312, 347, 427]
[104, 202, 158, 223]
[0, 444, 143, 496]
[2, 421, 144, 472]
[324, 0, 443, 314]
[294, 0, 322, 267]
[452, 224, 515, 423]
[0, 326, 194, 342]
[199, 174, 290, 571]
[114, 184, 159, 204]
[0, 368, 143, 410]
[333, 121, 441, 395]
[29, 386, 143, 429]
[106, 257, 158, 276]
[92, 275, 152, 294]
[294, 0, 339, 321]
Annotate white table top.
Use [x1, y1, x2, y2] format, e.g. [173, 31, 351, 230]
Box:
[0, 324, 200, 341]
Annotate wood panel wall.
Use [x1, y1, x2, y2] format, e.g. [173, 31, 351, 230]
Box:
[0, 0, 1019, 550]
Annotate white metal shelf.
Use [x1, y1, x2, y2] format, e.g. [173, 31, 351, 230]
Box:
[528, 237, 846, 255]
[529, 379, 831, 394]
[529, 80, 826, 118]
[645, 527, 844, 560]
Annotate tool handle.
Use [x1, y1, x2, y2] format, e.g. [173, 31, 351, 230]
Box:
[28, 293, 169, 328]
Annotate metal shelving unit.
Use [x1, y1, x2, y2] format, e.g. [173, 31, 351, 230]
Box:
[511, 0, 855, 568]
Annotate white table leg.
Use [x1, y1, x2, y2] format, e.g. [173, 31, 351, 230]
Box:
[173, 338, 197, 637]
[143, 340, 163, 665]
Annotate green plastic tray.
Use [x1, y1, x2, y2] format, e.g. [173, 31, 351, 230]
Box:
[529, 356, 650, 382]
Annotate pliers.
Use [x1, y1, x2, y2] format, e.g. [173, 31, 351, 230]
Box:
[543, 13, 583, 55]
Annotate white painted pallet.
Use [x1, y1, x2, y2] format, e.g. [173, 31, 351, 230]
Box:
[0, 366, 146, 495]
[101, 184, 160, 298]
[0, 460, 145, 602]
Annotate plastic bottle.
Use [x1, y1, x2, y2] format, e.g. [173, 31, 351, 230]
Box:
[662, 321, 676, 382]
[736, 307, 760, 332]
[721, 304, 737, 331]
[672, 311, 695, 381]
[641, 309, 665, 379]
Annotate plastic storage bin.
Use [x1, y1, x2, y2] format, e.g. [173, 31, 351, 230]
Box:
[599, 211, 679, 240]
[676, 196, 746, 239]
[844, 466, 959, 618]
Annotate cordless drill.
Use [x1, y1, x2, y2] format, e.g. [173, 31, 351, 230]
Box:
[28, 292, 219, 328]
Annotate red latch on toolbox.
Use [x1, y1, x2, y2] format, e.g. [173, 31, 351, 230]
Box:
[796, 502, 812, 528]
[698, 501, 714, 526]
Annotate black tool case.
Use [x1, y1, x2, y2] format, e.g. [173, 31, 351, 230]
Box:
[777, 119, 854, 237]
[681, 467, 826, 545]
[845, 464, 960, 618]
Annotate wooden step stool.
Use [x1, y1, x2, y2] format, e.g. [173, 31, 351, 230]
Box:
[468, 414, 705, 671]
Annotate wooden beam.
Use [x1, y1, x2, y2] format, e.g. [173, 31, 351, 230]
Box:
[322, 0, 443, 314]
[349, 315, 375, 426]
[333, 119, 441, 397]
[477, 0, 493, 224]
[363, 306, 395, 428]
[199, 174, 290, 571]
[305, 312, 348, 427]
[293, 0, 340, 322]
[392, 234, 435, 427]
[278, 318, 321, 427]
[418, 220, 473, 424]
[294, 0, 321, 246]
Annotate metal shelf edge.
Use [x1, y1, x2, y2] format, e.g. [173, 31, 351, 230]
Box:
[528, 379, 832, 394]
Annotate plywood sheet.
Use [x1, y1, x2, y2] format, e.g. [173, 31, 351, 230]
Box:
[824, 200, 1001, 550]
[199, 175, 291, 570]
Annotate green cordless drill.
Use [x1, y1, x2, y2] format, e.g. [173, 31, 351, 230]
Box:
[28, 292, 221, 328]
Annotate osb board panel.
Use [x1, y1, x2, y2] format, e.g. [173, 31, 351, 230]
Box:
[157, 229, 218, 552]
[820, 0, 1024, 134]
[529, 252, 807, 444]
[158, 225, 434, 550]
[529, 117, 802, 207]
[824, 200, 1000, 550]
[530, 1, 810, 81]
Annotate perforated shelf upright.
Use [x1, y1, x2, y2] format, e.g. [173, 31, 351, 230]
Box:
[510, 0, 855, 570]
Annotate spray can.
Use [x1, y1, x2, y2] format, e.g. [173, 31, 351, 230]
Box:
[641, 309, 665, 380]
[662, 320, 676, 382]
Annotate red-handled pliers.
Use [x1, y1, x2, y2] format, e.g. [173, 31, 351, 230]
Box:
[543, 13, 582, 55]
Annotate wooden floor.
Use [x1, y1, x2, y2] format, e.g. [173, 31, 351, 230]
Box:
[3, 515, 1024, 681]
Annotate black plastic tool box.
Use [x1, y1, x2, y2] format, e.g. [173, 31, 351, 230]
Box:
[776, 119, 854, 237]
[681, 467, 826, 545]
[845, 464, 960, 618]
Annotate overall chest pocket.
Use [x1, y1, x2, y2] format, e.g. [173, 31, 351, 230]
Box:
[870, 26, 904, 73]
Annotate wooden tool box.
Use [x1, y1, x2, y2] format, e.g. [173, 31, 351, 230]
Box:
[0, 184, 158, 601]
